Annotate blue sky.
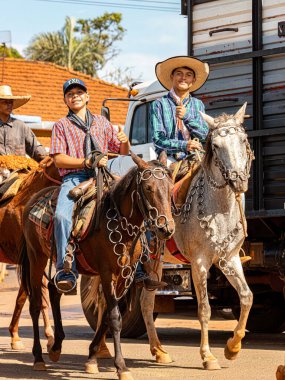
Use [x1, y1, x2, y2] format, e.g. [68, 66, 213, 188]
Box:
[0, 0, 187, 82]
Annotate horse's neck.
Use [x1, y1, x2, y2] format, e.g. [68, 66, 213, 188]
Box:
[112, 177, 143, 228]
[199, 161, 239, 219]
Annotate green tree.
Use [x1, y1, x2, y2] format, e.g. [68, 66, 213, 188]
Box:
[25, 13, 125, 77]
[0, 46, 22, 58]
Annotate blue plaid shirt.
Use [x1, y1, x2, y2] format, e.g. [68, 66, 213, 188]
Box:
[150, 93, 208, 157]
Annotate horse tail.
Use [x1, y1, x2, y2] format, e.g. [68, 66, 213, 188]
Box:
[18, 240, 31, 296]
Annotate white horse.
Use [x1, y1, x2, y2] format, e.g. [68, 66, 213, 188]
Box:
[86, 103, 255, 370]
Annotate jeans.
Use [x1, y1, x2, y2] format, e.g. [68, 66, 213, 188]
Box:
[135, 230, 152, 281]
[54, 170, 92, 280]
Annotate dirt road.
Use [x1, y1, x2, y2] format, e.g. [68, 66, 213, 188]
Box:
[0, 266, 284, 379]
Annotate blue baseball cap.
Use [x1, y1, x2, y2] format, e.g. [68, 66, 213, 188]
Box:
[63, 78, 87, 95]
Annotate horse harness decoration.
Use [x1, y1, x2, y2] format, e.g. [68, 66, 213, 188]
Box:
[107, 166, 174, 300]
[172, 124, 254, 276]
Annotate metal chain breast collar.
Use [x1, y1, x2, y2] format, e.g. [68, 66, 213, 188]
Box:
[107, 167, 171, 300]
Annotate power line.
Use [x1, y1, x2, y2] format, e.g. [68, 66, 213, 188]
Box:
[35, 0, 180, 12]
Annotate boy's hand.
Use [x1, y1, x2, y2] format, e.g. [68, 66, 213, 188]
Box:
[117, 125, 129, 144]
[186, 139, 202, 152]
[97, 156, 108, 168]
[176, 105, 187, 119]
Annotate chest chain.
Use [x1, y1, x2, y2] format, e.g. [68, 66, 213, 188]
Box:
[106, 208, 150, 300]
[172, 172, 243, 276]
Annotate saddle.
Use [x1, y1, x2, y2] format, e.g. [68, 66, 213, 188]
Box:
[28, 179, 107, 275]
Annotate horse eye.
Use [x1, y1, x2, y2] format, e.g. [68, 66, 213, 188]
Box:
[145, 185, 153, 192]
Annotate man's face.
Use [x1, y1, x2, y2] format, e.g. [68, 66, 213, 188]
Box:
[0, 99, 13, 118]
[170, 67, 196, 92]
[64, 86, 89, 111]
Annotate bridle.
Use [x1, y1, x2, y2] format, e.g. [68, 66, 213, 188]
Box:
[135, 167, 174, 232]
[210, 125, 254, 189]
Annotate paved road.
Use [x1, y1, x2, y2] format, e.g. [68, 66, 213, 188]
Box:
[0, 266, 284, 380]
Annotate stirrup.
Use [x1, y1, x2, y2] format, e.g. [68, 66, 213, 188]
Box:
[54, 270, 77, 294]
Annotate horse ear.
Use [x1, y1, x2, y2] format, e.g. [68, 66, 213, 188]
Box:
[199, 111, 215, 130]
[158, 151, 167, 167]
[130, 150, 148, 169]
[234, 102, 247, 125]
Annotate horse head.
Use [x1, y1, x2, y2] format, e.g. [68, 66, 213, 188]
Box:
[200, 103, 254, 193]
[130, 151, 175, 240]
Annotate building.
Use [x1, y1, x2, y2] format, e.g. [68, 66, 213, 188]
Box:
[0, 58, 129, 147]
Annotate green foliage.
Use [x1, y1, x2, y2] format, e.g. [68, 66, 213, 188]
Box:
[0, 46, 23, 58]
[24, 13, 126, 77]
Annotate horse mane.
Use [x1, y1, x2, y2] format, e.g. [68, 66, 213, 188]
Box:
[203, 113, 235, 169]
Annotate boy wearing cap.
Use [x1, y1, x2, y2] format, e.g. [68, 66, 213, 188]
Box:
[150, 56, 209, 161]
[50, 78, 130, 292]
[0, 85, 46, 160]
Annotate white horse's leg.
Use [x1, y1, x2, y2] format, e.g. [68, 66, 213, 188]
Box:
[140, 261, 172, 363]
[223, 255, 253, 360]
[191, 258, 221, 370]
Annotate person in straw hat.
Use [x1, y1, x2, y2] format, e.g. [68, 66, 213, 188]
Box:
[151, 55, 209, 162]
[0, 85, 46, 160]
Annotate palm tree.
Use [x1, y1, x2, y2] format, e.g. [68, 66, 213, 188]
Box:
[25, 16, 105, 76]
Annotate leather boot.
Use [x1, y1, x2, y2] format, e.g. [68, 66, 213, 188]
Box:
[139, 261, 168, 290]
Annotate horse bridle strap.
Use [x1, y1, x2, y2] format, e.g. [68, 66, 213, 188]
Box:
[211, 125, 254, 186]
[136, 167, 174, 231]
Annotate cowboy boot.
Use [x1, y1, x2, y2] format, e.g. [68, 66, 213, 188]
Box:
[138, 261, 168, 291]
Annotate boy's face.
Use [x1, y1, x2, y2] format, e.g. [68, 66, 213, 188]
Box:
[170, 67, 196, 92]
[64, 86, 89, 111]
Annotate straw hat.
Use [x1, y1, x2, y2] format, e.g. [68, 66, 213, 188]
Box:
[155, 56, 209, 92]
[0, 85, 31, 110]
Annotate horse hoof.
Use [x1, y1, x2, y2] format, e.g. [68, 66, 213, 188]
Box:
[118, 371, 134, 380]
[203, 360, 221, 370]
[96, 347, 112, 359]
[33, 361, 46, 371]
[85, 361, 99, 374]
[49, 348, 61, 362]
[11, 340, 25, 350]
[156, 352, 172, 364]
[224, 345, 239, 361]
[46, 336, 55, 353]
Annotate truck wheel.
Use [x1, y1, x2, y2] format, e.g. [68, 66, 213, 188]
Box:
[232, 291, 285, 333]
[80, 275, 157, 338]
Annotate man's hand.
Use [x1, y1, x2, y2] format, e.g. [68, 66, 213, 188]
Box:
[117, 125, 129, 144]
[186, 139, 202, 152]
[97, 155, 108, 168]
[176, 105, 187, 119]
[39, 156, 52, 168]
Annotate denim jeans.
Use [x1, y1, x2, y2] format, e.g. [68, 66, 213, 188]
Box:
[54, 170, 92, 280]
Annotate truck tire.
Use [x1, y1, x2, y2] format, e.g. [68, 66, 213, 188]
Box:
[80, 275, 157, 338]
[232, 291, 285, 333]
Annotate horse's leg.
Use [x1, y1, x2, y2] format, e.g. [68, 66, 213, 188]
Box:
[191, 258, 221, 370]
[41, 277, 54, 352]
[140, 261, 172, 363]
[95, 282, 112, 359]
[47, 281, 65, 363]
[86, 279, 133, 380]
[223, 255, 253, 360]
[29, 261, 47, 371]
[9, 283, 27, 350]
[85, 307, 109, 374]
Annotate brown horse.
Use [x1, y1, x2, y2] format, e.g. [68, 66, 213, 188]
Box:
[0, 157, 61, 350]
[20, 153, 175, 380]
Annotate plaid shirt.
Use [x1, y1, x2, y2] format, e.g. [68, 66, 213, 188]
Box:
[150, 93, 209, 156]
[50, 113, 121, 177]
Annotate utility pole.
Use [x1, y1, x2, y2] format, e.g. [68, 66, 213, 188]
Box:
[187, 0, 193, 56]
[181, 0, 192, 56]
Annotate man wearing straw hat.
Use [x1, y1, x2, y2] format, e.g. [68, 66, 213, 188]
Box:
[151, 55, 209, 162]
[0, 85, 46, 160]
